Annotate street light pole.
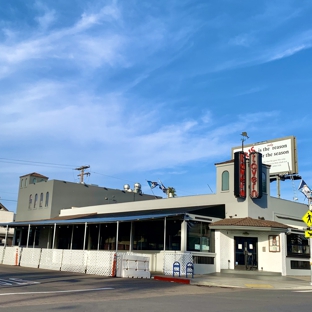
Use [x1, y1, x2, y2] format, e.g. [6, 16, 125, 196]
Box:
[310, 200, 312, 286]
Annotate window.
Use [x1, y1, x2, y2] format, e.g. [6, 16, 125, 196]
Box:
[291, 261, 310, 270]
[34, 194, 38, 208]
[221, 171, 229, 191]
[166, 219, 182, 250]
[39, 193, 43, 208]
[45, 192, 49, 207]
[193, 256, 214, 264]
[187, 221, 215, 252]
[25, 178, 27, 187]
[287, 234, 310, 257]
[20, 179, 23, 188]
[28, 195, 32, 209]
[133, 220, 164, 250]
[262, 172, 267, 193]
[33, 178, 37, 184]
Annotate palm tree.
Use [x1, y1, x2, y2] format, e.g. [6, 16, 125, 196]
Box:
[167, 187, 176, 198]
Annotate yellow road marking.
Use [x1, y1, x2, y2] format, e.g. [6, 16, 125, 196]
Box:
[245, 284, 274, 289]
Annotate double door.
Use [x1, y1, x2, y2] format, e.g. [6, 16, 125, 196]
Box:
[234, 236, 258, 270]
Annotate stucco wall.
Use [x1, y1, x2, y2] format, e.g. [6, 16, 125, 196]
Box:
[217, 230, 284, 273]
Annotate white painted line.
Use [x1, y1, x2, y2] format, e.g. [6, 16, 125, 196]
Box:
[294, 290, 312, 293]
[9, 278, 40, 284]
[0, 278, 40, 286]
[0, 287, 114, 296]
[0, 283, 13, 286]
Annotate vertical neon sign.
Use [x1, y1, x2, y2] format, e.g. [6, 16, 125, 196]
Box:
[234, 151, 246, 199]
[250, 152, 263, 199]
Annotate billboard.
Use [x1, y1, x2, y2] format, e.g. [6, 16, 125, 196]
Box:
[231, 136, 298, 176]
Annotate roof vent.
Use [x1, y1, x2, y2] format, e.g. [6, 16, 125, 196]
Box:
[133, 183, 142, 194]
[123, 184, 132, 192]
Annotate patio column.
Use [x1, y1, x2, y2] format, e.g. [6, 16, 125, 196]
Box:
[26, 224, 30, 248]
[180, 220, 188, 252]
[52, 223, 56, 249]
[47, 227, 50, 249]
[97, 224, 101, 250]
[70, 225, 74, 249]
[129, 221, 133, 251]
[164, 217, 167, 251]
[115, 221, 119, 252]
[83, 222, 87, 251]
[33, 228, 36, 248]
[4, 225, 8, 247]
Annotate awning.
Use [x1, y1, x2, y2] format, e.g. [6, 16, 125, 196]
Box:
[0, 212, 186, 227]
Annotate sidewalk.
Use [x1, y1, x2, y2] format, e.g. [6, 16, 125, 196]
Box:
[153, 271, 312, 290]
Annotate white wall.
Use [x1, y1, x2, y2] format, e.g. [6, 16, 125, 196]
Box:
[217, 230, 284, 273]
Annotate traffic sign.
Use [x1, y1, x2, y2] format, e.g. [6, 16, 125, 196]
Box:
[302, 210, 312, 227]
[305, 230, 312, 238]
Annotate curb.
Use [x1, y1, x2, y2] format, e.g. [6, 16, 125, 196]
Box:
[153, 276, 191, 284]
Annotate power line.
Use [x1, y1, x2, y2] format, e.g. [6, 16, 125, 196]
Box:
[0, 199, 17, 202]
[0, 157, 79, 169]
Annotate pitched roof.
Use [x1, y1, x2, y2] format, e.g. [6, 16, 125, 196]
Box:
[20, 172, 49, 179]
[0, 203, 8, 211]
[210, 217, 289, 229]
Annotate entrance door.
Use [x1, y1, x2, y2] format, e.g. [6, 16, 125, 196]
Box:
[234, 237, 258, 270]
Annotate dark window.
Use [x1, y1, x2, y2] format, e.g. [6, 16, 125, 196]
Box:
[34, 194, 38, 208]
[39, 193, 43, 208]
[133, 220, 164, 250]
[291, 260, 310, 270]
[28, 195, 32, 209]
[187, 221, 215, 252]
[45, 192, 49, 207]
[221, 171, 229, 191]
[166, 219, 182, 250]
[193, 256, 214, 264]
[287, 234, 310, 257]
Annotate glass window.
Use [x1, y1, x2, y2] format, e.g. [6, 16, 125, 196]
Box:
[187, 221, 215, 252]
[34, 194, 38, 208]
[25, 178, 27, 187]
[39, 193, 43, 207]
[45, 192, 49, 207]
[221, 171, 229, 191]
[20, 179, 23, 188]
[166, 219, 182, 250]
[28, 195, 32, 209]
[118, 222, 131, 250]
[133, 220, 164, 250]
[262, 172, 267, 193]
[287, 234, 310, 257]
[290, 260, 310, 270]
[100, 223, 117, 250]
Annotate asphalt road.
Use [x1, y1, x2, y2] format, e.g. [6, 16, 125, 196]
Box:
[0, 265, 312, 312]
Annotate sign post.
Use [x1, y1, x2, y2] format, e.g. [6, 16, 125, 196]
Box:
[310, 201, 312, 286]
[302, 202, 312, 286]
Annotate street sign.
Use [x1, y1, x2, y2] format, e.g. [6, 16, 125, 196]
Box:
[302, 210, 312, 227]
[305, 230, 312, 238]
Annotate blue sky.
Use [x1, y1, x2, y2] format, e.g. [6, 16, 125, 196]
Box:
[1, 0, 312, 213]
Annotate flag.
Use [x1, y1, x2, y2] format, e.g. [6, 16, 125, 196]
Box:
[159, 182, 167, 194]
[147, 181, 159, 189]
[298, 180, 312, 199]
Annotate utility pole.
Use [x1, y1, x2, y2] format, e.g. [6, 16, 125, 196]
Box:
[75, 165, 90, 183]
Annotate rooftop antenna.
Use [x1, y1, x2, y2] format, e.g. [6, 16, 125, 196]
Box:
[240, 132, 249, 151]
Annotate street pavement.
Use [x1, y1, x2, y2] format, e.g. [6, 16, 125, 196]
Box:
[153, 270, 312, 290]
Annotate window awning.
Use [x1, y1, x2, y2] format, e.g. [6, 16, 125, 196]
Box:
[0, 212, 186, 227]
